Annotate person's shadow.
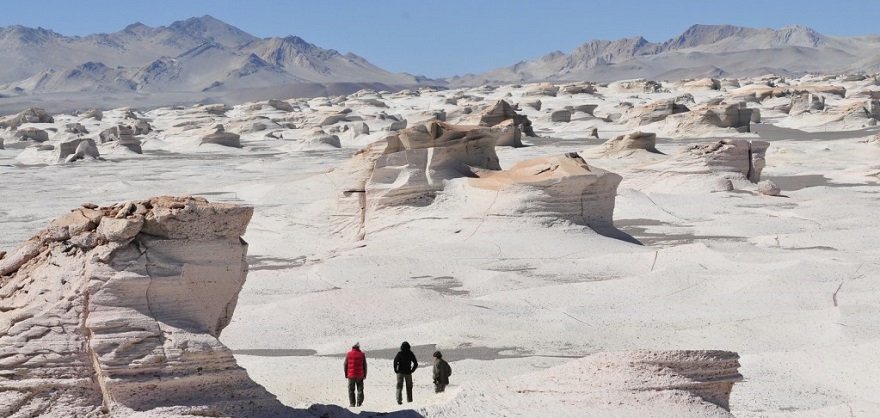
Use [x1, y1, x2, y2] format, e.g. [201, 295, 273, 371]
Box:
[304, 403, 426, 417]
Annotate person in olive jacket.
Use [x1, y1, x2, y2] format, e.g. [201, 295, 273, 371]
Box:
[432, 351, 452, 393]
[393, 341, 418, 404]
[344, 342, 367, 407]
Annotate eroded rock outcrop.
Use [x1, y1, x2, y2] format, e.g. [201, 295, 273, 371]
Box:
[0, 197, 294, 417]
[200, 124, 242, 148]
[331, 121, 621, 239]
[99, 125, 143, 154]
[1, 107, 54, 129]
[585, 131, 663, 158]
[468, 99, 535, 140]
[421, 350, 742, 417]
[470, 152, 622, 229]
[634, 139, 769, 192]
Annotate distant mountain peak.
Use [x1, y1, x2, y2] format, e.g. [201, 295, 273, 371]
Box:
[168, 15, 257, 47]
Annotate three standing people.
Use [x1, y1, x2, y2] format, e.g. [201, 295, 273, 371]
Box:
[344, 342, 367, 407]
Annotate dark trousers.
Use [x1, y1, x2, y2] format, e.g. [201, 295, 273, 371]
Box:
[348, 378, 364, 407]
[396, 373, 413, 403]
[435, 383, 446, 393]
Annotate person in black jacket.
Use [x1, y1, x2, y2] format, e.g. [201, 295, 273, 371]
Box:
[393, 341, 418, 404]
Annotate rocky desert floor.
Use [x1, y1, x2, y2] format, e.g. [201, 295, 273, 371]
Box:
[2, 75, 879, 417]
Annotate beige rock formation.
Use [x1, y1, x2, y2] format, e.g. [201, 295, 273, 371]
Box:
[666, 102, 754, 134]
[470, 152, 622, 230]
[789, 92, 825, 115]
[0, 197, 294, 417]
[523, 82, 559, 97]
[758, 179, 781, 196]
[642, 139, 769, 184]
[0, 107, 54, 129]
[626, 99, 690, 126]
[331, 123, 623, 239]
[99, 125, 143, 154]
[586, 131, 663, 158]
[467, 99, 535, 139]
[200, 125, 242, 148]
[10, 127, 50, 145]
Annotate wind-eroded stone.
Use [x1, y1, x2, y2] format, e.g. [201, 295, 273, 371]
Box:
[0, 196, 294, 417]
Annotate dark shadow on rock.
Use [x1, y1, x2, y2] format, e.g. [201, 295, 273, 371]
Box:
[306, 404, 425, 418]
[592, 225, 643, 245]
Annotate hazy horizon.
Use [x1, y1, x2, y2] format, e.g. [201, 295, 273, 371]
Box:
[2, 0, 877, 78]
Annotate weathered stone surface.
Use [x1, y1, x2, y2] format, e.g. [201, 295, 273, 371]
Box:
[550, 109, 572, 123]
[789, 93, 825, 115]
[0, 197, 292, 417]
[590, 131, 661, 158]
[12, 127, 50, 143]
[331, 125, 622, 239]
[1, 107, 54, 129]
[396, 121, 502, 169]
[60, 138, 101, 163]
[423, 350, 742, 417]
[471, 153, 622, 230]
[670, 102, 754, 133]
[523, 82, 559, 97]
[79, 108, 103, 121]
[758, 180, 781, 196]
[468, 100, 535, 137]
[560, 82, 596, 95]
[64, 123, 89, 135]
[645, 139, 769, 183]
[99, 125, 143, 154]
[200, 125, 242, 148]
[627, 99, 690, 126]
[267, 99, 294, 112]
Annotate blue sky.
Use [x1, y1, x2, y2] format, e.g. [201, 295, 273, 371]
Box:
[0, 0, 875, 78]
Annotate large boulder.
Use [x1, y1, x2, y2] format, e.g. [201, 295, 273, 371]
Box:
[585, 131, 662, 158]
[636, 139, 769, 191]
[1, 107, 54, 128]
[61, 138, 100, 163]
[0, 197, 295, 417]
[11, 127, 50, 144]
[789, 93, 825, 115]
[626, 99, 690, 126]
[468, 100, 535, 138]
[99, 125, 142, 154]
[470, 152, 623, 230]
[200, 125, 242, 148]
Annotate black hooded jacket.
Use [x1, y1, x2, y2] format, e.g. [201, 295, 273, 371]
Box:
[393, 341, 418, 374]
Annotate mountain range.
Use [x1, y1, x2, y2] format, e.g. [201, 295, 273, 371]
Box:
[2, 16, 880, 110]
[0, 15, 429, 97]
[450, 24, 880, 86]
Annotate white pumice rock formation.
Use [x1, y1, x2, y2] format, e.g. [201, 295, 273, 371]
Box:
[330, 121, 622, 239]
[469, 152, 622, 230]
[0, 107, 54, 129]
[584, 131, 663, 158]
[0, 196, 297, 417]
[627, 139, 769, 192]
[199, 124, 242, 148]
[421, 350, 742, 418]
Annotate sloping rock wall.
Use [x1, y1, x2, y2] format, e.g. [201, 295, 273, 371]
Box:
[0, 196, 294, 417]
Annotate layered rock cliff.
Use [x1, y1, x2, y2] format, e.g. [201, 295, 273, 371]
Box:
[0, 196, 295, 417]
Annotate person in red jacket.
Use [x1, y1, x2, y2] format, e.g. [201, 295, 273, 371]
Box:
[344, 342, 367, 407]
